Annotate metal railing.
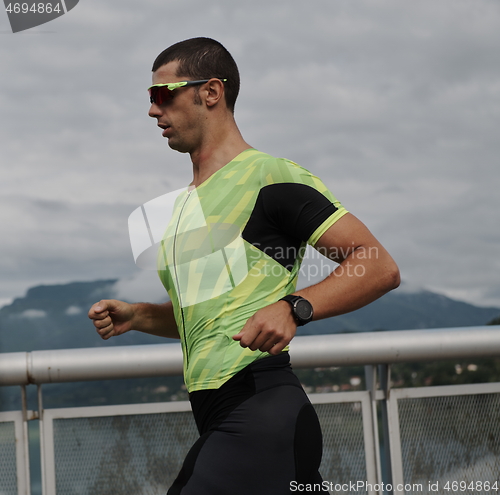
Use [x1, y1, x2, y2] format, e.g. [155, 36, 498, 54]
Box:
[1, 326, 500, 495]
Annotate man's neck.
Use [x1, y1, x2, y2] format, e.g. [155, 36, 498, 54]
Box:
[189, 122, 251, 187]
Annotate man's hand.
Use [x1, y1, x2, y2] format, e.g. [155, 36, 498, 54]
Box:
[232, 301, 297, 355]
[88, 299, 134, 340]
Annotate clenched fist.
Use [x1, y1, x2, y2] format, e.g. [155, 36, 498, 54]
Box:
[88, 299, 134, 340]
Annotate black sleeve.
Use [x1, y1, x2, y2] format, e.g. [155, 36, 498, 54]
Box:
[242, 183, 338, 270]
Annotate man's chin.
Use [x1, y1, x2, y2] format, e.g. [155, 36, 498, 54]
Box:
[167, 140, 190, 154]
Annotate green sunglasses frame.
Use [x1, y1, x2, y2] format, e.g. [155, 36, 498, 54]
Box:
[148, 79, 228, 104]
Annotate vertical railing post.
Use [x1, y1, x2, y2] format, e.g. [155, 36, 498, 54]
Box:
[20, 385, 31, 495]
[379, 364, 405, 494]
[387, 383, 404, 494]
[37, 385, 47, 495]
[364, 365, 383, 493]
[378, 364, 392, 492]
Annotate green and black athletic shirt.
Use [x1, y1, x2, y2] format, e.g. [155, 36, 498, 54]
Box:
[158, 149, 347, 392]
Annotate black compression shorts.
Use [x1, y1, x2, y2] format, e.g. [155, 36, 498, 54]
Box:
[167, 352, 326, 495]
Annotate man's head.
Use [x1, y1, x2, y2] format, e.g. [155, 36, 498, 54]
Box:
[152, 38, 240, 113]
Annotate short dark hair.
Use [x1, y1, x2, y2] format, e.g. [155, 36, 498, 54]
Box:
[152, 38, 240, 113]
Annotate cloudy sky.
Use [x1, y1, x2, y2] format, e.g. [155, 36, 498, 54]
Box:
[1, 0, 499, 309]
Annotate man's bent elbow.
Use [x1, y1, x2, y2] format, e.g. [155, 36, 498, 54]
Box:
[385, 261, 401, 292]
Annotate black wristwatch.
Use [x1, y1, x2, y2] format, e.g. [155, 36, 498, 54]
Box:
[280, 295, 314, 326]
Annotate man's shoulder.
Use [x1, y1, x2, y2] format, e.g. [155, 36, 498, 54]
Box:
[245, 149, 314, 183]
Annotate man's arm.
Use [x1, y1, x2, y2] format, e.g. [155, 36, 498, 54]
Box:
[299, 212, 401, 319]
[88, 299, 180, 340]
[233, 213, 400, 354]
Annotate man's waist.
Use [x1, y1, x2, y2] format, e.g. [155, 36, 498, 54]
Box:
[189, 352, 300, 434]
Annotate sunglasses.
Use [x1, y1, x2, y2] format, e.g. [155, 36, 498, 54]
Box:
[148, 79, 227, 105]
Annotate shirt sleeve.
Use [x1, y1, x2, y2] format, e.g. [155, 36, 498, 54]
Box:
[261, 158, 348, 245]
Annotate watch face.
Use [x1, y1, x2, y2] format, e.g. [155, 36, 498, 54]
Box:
[295, 299, 313, 320]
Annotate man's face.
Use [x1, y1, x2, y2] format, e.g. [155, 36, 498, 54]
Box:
[148, 61, 205, 154]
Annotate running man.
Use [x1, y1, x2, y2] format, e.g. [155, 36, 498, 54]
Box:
[88, 37, 400, 494]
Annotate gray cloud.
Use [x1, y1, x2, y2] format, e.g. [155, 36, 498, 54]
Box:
[1, 0, 499, 308]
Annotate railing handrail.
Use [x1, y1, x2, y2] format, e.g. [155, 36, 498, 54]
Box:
[1, 325, 499, 386]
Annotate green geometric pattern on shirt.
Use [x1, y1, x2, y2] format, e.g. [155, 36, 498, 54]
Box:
[158, 149, 347, 392]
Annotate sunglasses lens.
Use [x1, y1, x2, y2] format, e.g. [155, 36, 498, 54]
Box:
[149, 86, 174, 105]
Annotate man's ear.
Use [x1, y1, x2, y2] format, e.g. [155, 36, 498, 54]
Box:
[205, 79, 225, 108]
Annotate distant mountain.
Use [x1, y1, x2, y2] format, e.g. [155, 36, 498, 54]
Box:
[0, 280, 499, 353]
[0, 280, 169, 353]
